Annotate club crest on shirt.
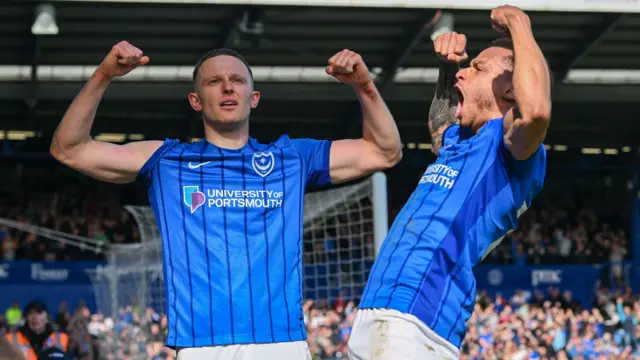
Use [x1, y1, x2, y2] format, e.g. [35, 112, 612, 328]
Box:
[252, 152, 275, 177]
[183, 185, 205, 213]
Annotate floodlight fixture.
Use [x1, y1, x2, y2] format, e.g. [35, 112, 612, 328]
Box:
[32, 4, 59, 36]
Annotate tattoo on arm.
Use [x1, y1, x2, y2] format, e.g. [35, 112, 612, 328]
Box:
[428, 63, 460, 154]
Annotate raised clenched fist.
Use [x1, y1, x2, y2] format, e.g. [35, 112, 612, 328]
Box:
[96, 41, 150, 79]
[491, 5, 530, 36]
[433, 32, 468, 64]
[325, 49, 372, 87]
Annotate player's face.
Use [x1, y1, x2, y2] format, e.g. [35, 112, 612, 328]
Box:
[189, 55, 260, 131]
[454, 46, 514, 130]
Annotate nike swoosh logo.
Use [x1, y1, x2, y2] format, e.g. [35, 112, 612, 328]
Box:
[188, 161, 211, 169]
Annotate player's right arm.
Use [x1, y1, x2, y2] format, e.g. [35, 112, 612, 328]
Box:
[428, 32, 467, 155]
[50, 41, 163, 184]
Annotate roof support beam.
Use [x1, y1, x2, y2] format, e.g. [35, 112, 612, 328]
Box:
[376, 11, 441, 91]
[343, 10, 439, 137]
[22, 5, 46, 154]
[3, 37, 41, 157]
[553, 13, 624, 84]
[26, 36, 41, 110]
[219, 22, 237, 49]
[219, 7, 266, 49]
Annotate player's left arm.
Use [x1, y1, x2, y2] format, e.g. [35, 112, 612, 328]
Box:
[495, 6, 552, 161]
[325, 50, 402, 184]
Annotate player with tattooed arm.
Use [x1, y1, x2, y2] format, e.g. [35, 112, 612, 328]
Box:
[350, 5, 551, 360]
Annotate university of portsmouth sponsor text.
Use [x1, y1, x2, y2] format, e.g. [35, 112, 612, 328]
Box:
[206, 189, 284, 208]
[418, 164, 459, 189]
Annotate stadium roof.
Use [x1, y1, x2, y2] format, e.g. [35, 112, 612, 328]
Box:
[0, 2, 639, 149]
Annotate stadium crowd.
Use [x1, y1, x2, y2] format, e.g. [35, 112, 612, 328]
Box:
[1, 160, 631, 267]
[4, 285, 640, 360]
[0, 168, 633, 267]
[0, 162, 143, 262]
[483, 193, 630, 269]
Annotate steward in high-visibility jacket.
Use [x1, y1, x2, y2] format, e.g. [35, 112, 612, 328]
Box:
[6, 329, 69, 360]
[5, 300, 69, 360]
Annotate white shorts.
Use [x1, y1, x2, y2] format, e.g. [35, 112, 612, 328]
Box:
[176, 340, 311, 360]
[348, 309, 459, 360]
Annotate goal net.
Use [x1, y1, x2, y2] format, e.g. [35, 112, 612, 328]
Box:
[87, 172, 387, 356]
[301, 172, 387, 302]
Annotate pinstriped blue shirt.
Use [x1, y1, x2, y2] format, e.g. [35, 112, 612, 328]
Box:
[360, 118, 546, 348]
[139, 136, 332, 347]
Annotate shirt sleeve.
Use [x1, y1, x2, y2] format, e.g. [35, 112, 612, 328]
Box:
[138, 138, 180, 180]
[291, 138, 333, 187]
[503, 142, 547, 211]
[496, 117, 547, 206]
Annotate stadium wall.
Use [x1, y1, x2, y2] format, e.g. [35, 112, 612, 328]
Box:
[474, 264, 631, 305]
[0, 261, 99, 313]
[0, 261, 633, 314]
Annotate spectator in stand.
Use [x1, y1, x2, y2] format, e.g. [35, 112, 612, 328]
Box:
[5, 300, 69, 360]
[561, 291, 582, 313]
[67, 303, 93, 360]
[55, 302, 70, 333]
[611, 242, 628, 287]
[617, 297, 638, 349]
[0, 315, 7, 335]
[5, 302, 22, 329]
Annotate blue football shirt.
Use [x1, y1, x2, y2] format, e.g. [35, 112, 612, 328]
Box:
[138, 135, 332, 347]
[360, 117, 546, 348]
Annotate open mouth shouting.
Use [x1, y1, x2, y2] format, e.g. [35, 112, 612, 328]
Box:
[454, 84, 464, 119]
